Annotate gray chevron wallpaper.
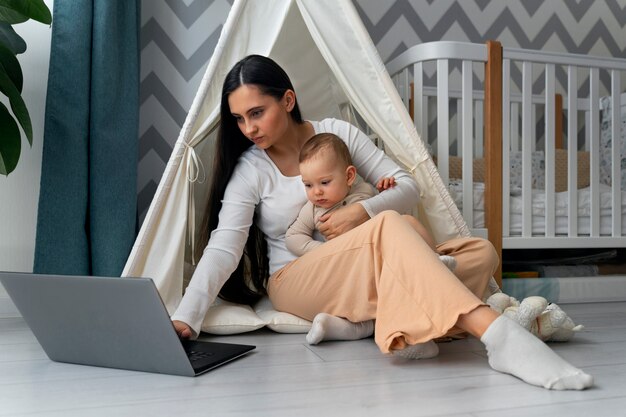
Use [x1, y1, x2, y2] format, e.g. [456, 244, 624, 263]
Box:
[138, 0, 626, 221]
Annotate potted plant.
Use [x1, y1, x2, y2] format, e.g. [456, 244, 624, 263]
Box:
[0, 0, 52, 175]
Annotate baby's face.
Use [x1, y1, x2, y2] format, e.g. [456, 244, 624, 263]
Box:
[300, 155, 352, 209]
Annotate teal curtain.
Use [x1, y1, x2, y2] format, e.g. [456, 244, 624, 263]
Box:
[34, 0, 140, 276]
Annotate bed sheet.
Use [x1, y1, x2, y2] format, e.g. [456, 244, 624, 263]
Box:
[448, 180, 626, 235]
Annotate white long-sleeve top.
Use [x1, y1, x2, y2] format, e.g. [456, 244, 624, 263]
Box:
[171, 118, 420, 335]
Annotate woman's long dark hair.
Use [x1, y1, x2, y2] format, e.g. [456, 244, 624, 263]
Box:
[196, 55, 304, 305]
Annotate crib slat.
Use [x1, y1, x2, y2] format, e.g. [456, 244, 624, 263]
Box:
[414, 63, 423, 137]
[585, 111, 591, 151]
[437, 59, 450, 186]
[531, 104, 537, 152]
[401, 67, 410, 109]
[461, 60, 473, 225]
[456, 99, 462, 157]
[422, 95, 429, 147]
[395, 68, 409, 116]
[511, 102, 520, 152]
[611, 70, 622, 237]
[544, 63, 556, 237]
[567, 65, 579, 237]
[589, 67, 600, 237]
[475, 101, 484, 159]
[502, 59, 511, 237]
[522, 61, 533, 237]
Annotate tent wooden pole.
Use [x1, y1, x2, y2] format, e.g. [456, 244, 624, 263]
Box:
[484, 40, 503, 287]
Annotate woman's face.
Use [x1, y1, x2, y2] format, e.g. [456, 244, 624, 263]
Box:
[228, 84, 293, 150]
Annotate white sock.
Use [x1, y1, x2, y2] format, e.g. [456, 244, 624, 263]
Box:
[439, 255, 457, 272]
[392, 340, 439, 360]
[480, 315, 593, 390]
[306, 313, 374, 345]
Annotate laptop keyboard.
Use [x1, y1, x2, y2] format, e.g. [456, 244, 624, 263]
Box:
[180, 339, 255, 374]
[187, 350, 215, 362]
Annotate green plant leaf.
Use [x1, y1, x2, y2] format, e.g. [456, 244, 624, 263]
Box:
[0, 41, 22, 91]
[0, 2, 27, 24]
[0, 0, 51, 25]
[0, 101, 21, 175]
[0, 22, 25, 54]
[0, 63, 31, 145]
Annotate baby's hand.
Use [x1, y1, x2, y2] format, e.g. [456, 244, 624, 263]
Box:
[376, 177, 396, 192]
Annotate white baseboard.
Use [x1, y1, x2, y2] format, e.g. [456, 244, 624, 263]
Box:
[556, 276, 626, 303]
[503, 275, 626, 304]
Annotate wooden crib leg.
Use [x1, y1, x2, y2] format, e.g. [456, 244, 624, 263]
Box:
[484, 40, 503, 287]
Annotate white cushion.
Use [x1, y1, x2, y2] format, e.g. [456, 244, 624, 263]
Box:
[200, 297, 311, 335]
[200, 298, 266, 335]
[253, 297, 312, 333]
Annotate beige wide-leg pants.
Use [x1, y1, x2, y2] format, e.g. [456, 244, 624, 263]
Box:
[268, 210, 499, 353]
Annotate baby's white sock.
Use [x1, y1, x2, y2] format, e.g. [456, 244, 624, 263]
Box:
[439, 255, 457, 272]
[306, 313, 374, 345]
[480, 315, 593, 390]
[392, 340, 439, 359]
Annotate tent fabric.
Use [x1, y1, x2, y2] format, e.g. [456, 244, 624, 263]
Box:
[123, 0, 497, 316]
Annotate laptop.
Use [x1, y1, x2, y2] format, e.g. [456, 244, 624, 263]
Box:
[0, 272, 255, 377]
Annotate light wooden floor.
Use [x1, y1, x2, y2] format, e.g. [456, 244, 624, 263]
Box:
[1, 301, 625, 416]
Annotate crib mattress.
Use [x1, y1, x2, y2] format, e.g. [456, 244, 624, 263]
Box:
[449, 181, 626, 235]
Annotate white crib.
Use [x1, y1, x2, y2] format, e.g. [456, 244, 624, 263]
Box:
[386, 41, 626, 295]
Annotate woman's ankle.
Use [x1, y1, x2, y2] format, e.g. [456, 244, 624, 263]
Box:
[455, 305, 500, 338]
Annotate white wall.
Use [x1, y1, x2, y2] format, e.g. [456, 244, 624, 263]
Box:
[0, 0, 53, 315]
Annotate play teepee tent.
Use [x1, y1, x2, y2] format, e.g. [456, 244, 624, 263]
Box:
[123, 0, 496, 320]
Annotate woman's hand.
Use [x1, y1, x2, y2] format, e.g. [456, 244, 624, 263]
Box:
[173, 320, 193, 339]
[318, 203, 370, 240]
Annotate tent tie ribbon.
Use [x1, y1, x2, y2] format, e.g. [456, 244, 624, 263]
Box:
[183, 143, 206, 265]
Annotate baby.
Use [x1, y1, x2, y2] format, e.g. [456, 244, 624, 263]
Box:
[286, 132, 453, 257]
[286, 133, 455, 355]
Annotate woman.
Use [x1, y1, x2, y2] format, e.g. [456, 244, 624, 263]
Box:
[171, 55, 592, 390]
